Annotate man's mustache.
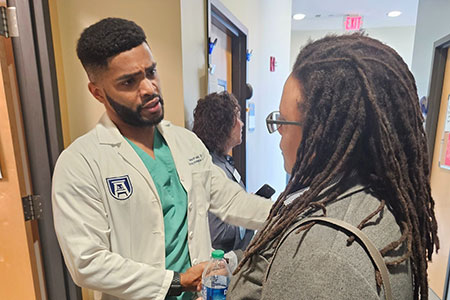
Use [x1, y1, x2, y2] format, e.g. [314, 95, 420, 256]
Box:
[142, 94, 163, 106]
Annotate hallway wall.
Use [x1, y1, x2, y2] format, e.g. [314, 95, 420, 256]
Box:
[178, 0, 293, 197]
[217, 0, 293, 197]
[290, 26, 416, 70]
[411, 0, 450, 100]
[180, 0, 207, 129]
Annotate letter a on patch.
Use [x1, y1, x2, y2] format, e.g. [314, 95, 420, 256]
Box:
[106, 175, 133, 200]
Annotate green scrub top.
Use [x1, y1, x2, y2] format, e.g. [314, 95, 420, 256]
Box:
[126, 129, 192, 300]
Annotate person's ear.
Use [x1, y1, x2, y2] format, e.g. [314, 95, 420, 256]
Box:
[88, 82, 106, 104]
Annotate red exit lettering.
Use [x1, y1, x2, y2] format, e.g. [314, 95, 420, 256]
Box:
[344, 15, 363, 31]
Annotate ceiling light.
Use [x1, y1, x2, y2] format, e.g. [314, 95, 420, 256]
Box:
[293, 13, 306, 20]
[387, 11, 402, 17]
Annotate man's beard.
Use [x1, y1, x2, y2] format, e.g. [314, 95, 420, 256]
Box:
[105, 92, 164, 127]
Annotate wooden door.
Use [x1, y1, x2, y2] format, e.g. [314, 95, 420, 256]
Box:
[0, 2, 44, 298]
[210, 23, 232, 94]
[208, 0, 248, 184]
[210, 23, 233, 159]
[428, 48, 450, 297]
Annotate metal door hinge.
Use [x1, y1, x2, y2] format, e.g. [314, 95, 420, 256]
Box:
[0, 6, 18, 38]
[22, 195, 43, 221]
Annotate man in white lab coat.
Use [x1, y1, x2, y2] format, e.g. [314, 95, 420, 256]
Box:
[52, 17, 272, 300]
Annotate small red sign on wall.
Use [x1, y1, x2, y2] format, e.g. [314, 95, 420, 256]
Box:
[270, 56, 276, 72]
[445, 134, 450, 166]
[344, 15, 363, 31]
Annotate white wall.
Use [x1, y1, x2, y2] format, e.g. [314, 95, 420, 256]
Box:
[291, 26, 416, 70]
[411, 0, 450, 99]
[219, 0, 292, 198]
[180, 0, 207, 129]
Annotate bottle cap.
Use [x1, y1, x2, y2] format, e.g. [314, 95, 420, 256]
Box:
[211, 249, 225, 259]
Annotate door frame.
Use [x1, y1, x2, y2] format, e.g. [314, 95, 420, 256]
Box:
[207, 0, 248, 185]
[9, 0, 81, 299]
[425, 33, 450, 164]
[444, 249, 450, 300]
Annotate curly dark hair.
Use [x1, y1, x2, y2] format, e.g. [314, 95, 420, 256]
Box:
[237, 33, 439, 300]
[193, 92, 240, 155]
[76, 17, 146, 75]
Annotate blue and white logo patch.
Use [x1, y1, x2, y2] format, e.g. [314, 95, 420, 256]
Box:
[106, 175, 133, 200]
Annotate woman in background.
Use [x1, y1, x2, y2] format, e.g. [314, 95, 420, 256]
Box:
[193, 92, 254, 253]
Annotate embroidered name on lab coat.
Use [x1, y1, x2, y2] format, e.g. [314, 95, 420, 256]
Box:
[106, 175, 133, 200]
[188, 154, 204, 165]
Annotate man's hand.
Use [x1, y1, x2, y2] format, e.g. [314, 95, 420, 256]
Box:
[180, 262, 208, 292]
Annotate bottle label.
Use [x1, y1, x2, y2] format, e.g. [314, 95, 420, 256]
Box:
[202, 286, 227, 300]
[202, 275, 229, 300]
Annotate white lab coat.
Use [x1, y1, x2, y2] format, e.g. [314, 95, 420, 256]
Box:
[52, 114, 272, 300]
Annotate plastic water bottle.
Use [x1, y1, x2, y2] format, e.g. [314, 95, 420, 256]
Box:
[201, 250, 232, 300]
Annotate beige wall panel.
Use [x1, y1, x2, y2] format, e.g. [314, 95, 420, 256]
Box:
[180, 0, 207, 129]
[48, 0, 71, 148]
[50, 0, 185, 145]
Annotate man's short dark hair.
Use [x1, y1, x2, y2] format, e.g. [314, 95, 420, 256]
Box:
[76, 17, 147, 76]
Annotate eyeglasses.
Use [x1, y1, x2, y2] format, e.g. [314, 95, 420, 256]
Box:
[265, 111, 302, 134]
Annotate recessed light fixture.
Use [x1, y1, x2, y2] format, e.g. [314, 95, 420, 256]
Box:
[387, 11, 402, 17]
[293, 13, 306, 20]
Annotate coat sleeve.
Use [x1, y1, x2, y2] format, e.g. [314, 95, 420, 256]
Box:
[52, 149, 172, 300]
[208, 211, 241, 252]
[205, 150, 273, 231]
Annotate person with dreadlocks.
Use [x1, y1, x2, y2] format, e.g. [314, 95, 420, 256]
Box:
[193, 92, 255, 254]
[226, 33, 439, 300]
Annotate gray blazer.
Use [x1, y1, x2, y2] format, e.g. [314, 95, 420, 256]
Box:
[209, 152, 254, 253]
[228, 180, 413, 299]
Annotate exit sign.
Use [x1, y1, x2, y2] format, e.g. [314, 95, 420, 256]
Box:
[344, 15, 363, 31]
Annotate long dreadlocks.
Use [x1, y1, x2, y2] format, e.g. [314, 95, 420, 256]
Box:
[236, 33, 439, 300]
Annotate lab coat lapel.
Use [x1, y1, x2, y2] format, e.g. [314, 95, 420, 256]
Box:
[117, 140, 156, 188]
[157, 121, 192, 193]
[96, 114, 160, 200]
